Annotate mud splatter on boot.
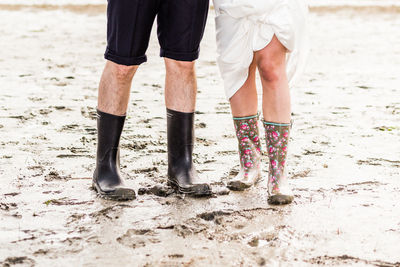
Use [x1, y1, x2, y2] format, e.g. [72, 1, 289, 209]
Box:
[263, 121, 294, 205]
[227, 115, 262, 191]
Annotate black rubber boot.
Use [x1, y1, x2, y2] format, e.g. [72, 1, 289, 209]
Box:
[166, 108, 212, 197]
[92, 109, 136, 201]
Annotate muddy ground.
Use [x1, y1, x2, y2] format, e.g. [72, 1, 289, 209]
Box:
[0, 3, 400, 267]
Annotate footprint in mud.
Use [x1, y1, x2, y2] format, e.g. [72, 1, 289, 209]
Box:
[44, 170, 71, 181]
[291, 169, 311, 179]
[1, 256, 35, 267]
[195, 137, 215, 146]
[215, 102, 230, 110]
[43, 197, 93, 206]
[190, 207, 283, 243]
[3, 192, 20, 197]
[28, 96, 44, 102]
[216, 150, 236, 156]
[195, 122, 206, 129]
[50, 105, 72, 111]
[60, 124, 79, 132]
[117, 229, 160, 249]
[89, 204, 132, 223]
[0, 202, 18, 211]
[174, 220, 208, 238]
[246, 230, 278, 248]
[306, 255, 400, 267]
[357, 157, 400, 168]
[333, 181, 384, 195]
[7, 112, 35, 122]
[121, 140, 148, 150]
[60, 237, 84, 253]
[138, 185, 174, 197]
[222, 134, 235, 138]
[302, 149, 324, 156]
[38, 108, 52, 115]
[197, 210, 233, 221]
[33, 249, 49, 256]
[81, 106, 97, 120]
[132, 167, 159, 174]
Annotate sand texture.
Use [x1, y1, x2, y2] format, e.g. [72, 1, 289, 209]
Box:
[0, 3, 400, 267]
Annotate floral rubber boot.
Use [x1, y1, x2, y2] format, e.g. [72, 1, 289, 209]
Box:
[227, 115, 262, 191]
[263, 121, 294, 205]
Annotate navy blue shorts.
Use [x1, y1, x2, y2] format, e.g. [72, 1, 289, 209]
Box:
[104, 0, 209, 66]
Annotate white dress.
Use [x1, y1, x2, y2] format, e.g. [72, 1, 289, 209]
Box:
[213, 0, 308, 99]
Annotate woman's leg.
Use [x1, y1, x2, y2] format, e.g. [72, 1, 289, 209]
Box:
[255, 35, 291, 123]
[227, 59, 262, 191]
[229, 59, 258, 117]
[255, 35, 294, 205]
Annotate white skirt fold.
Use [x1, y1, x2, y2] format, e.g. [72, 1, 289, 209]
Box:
[213, 0, 308, 99]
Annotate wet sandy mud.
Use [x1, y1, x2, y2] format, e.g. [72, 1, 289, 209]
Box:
[1, 3, 400, 266]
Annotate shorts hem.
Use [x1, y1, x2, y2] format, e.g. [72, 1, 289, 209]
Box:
[160, 49, 199, 62]
[104, 48, 147, 66]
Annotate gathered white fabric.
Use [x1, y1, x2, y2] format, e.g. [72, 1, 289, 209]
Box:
[213, 0, 308, 99]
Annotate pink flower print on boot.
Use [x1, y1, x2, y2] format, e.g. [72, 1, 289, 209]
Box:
[229, 115, 262, 191]
[271, 159, 277, 168]
[245, 162, 252, 168]
[263, 120, 294, 205]
[241, 123, 249, 130]
[283, 131, 289, 138]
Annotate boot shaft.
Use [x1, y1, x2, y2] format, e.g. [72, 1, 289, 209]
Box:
[263, 121, 291, 162]
[263, 120, 292, 196]
[233, 115, 261, 169]
[96, 109, 126, 161]
[166, 108, 194, 166]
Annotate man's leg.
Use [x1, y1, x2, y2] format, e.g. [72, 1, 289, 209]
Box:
[164, 58, 211, 196]
[92, 61, 138, 201]
[164, 59, 196, 112]
[156, 0, 211, 196]
[98, 61, 138, 115]
[93, 0, 158, 200]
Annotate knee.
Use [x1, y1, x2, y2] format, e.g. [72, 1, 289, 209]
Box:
[110, 63, 137, 82]
[257, 59, 284, 84]
[166, 60, 195, 76]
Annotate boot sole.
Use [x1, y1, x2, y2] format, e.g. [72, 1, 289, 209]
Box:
[92, 182, 136, 201]
[226, 181, 252, 191]
[167, 179, 212, 197]
[267, 194, 294, 205]
[227, 172, 262, 191]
